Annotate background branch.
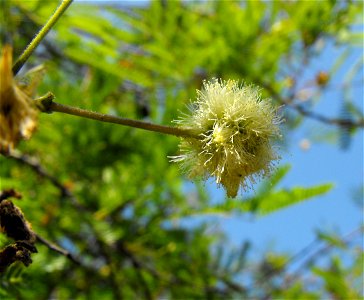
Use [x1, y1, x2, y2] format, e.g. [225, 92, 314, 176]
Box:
[7, 149, 87, 211]
[35, 233, 82, 266]
[259, 81, 364, 129]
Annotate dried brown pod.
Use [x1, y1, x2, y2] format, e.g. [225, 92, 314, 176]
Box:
[0, 46, 43, 153]
[0, 188, 22, 201]
[0, 241, 37, 272]
[0, 199, 36, 243]
[0, 190, 37, 272]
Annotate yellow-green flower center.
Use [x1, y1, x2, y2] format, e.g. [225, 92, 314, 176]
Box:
[212, 124, 230, 145]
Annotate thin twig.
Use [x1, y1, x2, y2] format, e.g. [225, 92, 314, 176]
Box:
[33, 94, 196, 138]
[35, 233, 81, 266]
[119, 243, 154, 300]
[12, 0, 73, 75]
[118, 242, 161, 279]
[288, 101, 364, 128]
[49, 101, 196, 138]
[291, 226, 363, 276]
[259, 81, 364, 129]
[257, 225, 363, 284]
[6, 149, 86, 211]
[93, 234, 124, 300]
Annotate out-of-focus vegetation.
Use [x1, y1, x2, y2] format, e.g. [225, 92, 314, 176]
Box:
[0, 0, 363, 299]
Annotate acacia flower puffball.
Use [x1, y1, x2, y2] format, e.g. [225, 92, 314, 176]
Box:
[0, 46, 40, 153]
[171, 79, 282, 198]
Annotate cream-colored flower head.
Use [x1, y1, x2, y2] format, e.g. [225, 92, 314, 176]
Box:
[171, 78, 282, 198]
[0, 46, 41, 153]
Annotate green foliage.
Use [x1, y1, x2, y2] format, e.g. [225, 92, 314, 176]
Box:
[0, 0, 363, 299]
[312, 253, 363, 299]
[241, 165, 333, 216]
[0, 264, 26, 298]
[170, 165, 334, 217]
[243, 183, 333, 216]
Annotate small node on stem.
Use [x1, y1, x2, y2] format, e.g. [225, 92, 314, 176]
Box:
[34, 92, 55, 113]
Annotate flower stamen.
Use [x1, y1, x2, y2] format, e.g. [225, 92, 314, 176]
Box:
[171, 78, 282, 198]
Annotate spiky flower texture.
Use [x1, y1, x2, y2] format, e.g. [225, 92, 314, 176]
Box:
[172, 79, 282, 198]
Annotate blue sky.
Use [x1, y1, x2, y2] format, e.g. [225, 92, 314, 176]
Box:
[214, 38, 363, 257]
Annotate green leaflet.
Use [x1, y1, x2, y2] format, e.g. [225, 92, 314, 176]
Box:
[172, 165, 333, 217]
[242, 183, 334, 216]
